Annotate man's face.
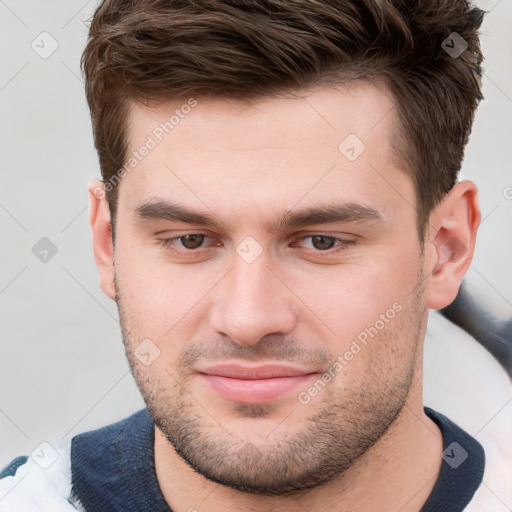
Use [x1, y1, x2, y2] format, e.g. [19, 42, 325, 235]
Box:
[113, 81, 429, 494]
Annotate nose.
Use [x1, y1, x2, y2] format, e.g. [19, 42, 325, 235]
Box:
[209, 253, 298, 346]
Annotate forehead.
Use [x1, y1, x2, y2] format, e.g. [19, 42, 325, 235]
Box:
[126, 79, 399, 153]
[119, 81, 413, 228]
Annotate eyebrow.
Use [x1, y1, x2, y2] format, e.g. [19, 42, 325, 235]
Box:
[134, 199, 384, 232]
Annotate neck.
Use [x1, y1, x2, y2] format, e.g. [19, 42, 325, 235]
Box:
[154, 396, 443, 512]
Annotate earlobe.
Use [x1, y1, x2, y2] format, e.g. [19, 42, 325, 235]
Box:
[424, 181, 481, 310]
[88, 180, 116, 300]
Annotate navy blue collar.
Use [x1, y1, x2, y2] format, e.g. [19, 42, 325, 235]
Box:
[70, 407, 484, 511]
[71, 408, 171, 511]
[420, 407, 484, 511]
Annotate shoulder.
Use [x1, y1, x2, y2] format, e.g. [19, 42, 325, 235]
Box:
[422, 407, 485, 511]
[70, 408, 152, 471]
[425, 310, 512, 510]
[0, 439, 83, 511]
[69, 409, 170, 511]
[0, 410, 150, 512]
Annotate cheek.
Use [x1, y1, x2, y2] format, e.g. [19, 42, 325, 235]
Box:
[290, 258, 415, 335]
[115, 241, 221, 352]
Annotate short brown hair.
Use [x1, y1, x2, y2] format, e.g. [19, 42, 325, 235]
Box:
[81, 0, 485, 242]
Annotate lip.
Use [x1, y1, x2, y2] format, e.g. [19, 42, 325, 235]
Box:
[197, 364, 318, 403]
[199, 364, 315, 379]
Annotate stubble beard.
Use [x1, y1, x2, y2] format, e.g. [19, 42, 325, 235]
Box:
[115, 271, 426, 496]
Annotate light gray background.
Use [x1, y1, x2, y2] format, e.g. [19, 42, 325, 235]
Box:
[1, 0, 511, 463]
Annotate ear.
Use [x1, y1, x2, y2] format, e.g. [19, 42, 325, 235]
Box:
[424, 180, 481, 309]
[89, 180, 116, 300]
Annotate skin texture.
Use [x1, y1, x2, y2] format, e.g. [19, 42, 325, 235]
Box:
[89, 81, 481, 511]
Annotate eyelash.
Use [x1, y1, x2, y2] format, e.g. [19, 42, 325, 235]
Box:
[157, 233, 355, 257]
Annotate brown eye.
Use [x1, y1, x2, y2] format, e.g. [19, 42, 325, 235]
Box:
[310, 235, 336, 250]
[292, 235, 355, 256]
[179, 234, 205, 249]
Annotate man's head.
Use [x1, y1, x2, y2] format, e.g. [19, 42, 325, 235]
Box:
[85, 0, 483, 497]
[82, 0, 484, 243]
